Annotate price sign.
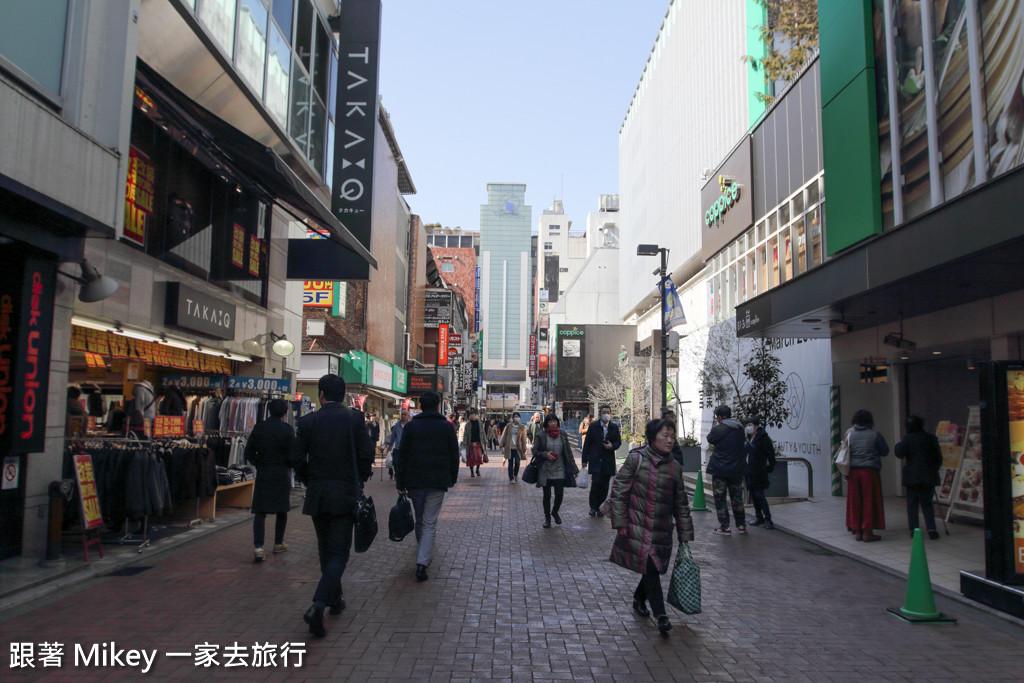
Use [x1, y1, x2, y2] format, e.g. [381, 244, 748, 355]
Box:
[153, 416, 186, 437]
[73, 455, 103, 530]
[160, 375, 224, 391]
[193, 420, 205, 434]
[226, 376, 291, 393]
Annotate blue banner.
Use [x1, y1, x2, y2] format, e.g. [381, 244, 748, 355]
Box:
[160, 375, 225, 391]
[226, 376, 291, 393]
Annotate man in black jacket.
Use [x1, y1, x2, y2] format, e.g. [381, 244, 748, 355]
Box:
[394, 391, 459, 581]
[581, 404, 622, 517]
[244, 399, 295, 561]
[290, 374, 373, 637]
[706, 405, 748, 535]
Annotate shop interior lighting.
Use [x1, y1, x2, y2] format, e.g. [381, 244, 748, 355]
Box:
[966, 356, 977, 370]
[71, 315, 251, 362]
[56, 259, 119, 302]
[116, 326, 165, 343]
[70, 315, 115, 332]
[162, 336, 201, 351]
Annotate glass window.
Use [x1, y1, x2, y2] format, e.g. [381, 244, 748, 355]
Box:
[783, 227, 793, 282]
[290, 59, 310, 155]
[198, 0, 235, 58]
[791, 191, 804, 217]
[309, 93, 326, 174]
[0, 0, 69, 98]
[767, 212, 777, 235]
[441, 262, 454, 273]
[744, 228, 754, 251]
[757, 244, 767, 293]
[294, 0, 313, 72]
[730, 263, 738, 310]
[324, 120, 335, 187]
[327, 46, 338, 121]
[768, 236, 779, 288]
[794, 214, 807, 276]
[807, 177, 820, 206]
[461, 236, 473, 248]
[756, 220, 765, 242]
[808, 207, 823, 267]
[236, 0, 268, 97]
[271, 0, 293, 42]
[779, 201, 790, 227]
[312, 16, 330, 103]
[738, 258, 746, 301]
[746, 254, 756, 297]
[265, 22, 290, 128]
[544, 242, 553, 250]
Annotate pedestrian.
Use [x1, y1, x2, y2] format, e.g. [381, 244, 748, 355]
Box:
[895, 415, 941, 540]
[744, 415, 776, 529]
[578, 413, 594, 439]
[290, 374, 374, 638]
[244, 399, 295, 561]
[531, 414, 579, 527]
[461, 409, 485, 477]
[608, 418, 694, 634]
[487, 420, 499, 452]
[706, 405, 747, 535]
[500, 411, 528, 483]
[845, 409, 889, 542]
[393, 392, 460, 581]
[367, 413, 381, 449]
[661, 407, 684, 465]
[385, 408, 411, 480]
[582, 404, 622, 516]
[527, 411, 543, 444]
[66, 386, 86, 437]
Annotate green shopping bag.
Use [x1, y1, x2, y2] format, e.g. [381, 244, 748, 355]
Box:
[667, 544, 701, 614]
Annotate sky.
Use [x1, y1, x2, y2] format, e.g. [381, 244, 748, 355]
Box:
[377, 0, 672, 233]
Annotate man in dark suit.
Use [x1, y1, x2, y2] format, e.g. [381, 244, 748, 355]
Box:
[290, 374, 373, 638]
[393, 391, 459, 582]
[582, 404, 622, 516]
[244, 398, 295, 561]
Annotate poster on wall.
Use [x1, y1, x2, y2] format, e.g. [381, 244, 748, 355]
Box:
[935, 420, 964, 505]
[1007, 369, 1024, 574]
[948, 406, 984, 521]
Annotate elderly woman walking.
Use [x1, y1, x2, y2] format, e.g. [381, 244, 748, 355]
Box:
[608, 418, 694, 634]
[531, 414, 579, 527]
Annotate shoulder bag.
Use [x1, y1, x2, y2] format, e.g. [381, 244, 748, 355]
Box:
[833, 429, 852, 477]
[351, 416, 377, 553]
[521, 454, 540, 484]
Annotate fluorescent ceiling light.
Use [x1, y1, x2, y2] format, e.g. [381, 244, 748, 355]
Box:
[163, 336, 200, 351]
[71, 315, 116, 332]
[118, 327, 164, 343]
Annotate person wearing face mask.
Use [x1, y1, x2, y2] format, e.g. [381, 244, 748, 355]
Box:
[499, 412, 528, 483]
[609, 418, 694, 634]
[744, 416, 776, 529]
[531, 414, 580, 527]
[582, 405, 622, 516]
[460, 409, 485, 477]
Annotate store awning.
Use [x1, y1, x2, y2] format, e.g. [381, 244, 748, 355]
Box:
[365, 387, 406, 404]
[735, 166, 1024, 339]
[134, 61, 376, 270]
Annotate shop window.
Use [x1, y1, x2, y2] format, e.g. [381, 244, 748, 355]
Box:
[309, 93, 326, 175]
[768, 236, 779, 289]
[794, 217, 806, 276]
[783, 228, 793, 282]
[746, 254, 756, 298]
[757, 245, 767, 294]
[738, 259, 746, 301]
[236, 0, 268, 97]
[198, 0, 236, 58]
[860, 356, 889, 383]
[0, 0, 69, 100]
[324, 120, 335, 187]
[271, 0, 293, 39]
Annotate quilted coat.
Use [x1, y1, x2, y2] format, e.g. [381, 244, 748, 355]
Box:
[609, 446, 694, 575]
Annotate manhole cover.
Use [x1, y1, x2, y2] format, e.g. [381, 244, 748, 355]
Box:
[106, 566, 154, 577]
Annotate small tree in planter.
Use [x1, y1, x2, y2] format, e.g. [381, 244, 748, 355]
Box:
[737, 338, 790, 428]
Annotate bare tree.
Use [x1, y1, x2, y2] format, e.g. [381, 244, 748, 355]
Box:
[689, 323, 752, 410]
[588, 362, 648, 445]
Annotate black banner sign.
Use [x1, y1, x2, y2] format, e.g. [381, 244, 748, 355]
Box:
[0, 252, 56, 454]
[334, 0, 382, 249]
[164, 282, 236, 340]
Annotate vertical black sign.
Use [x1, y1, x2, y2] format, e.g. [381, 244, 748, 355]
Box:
[0, 251, 56, 454]
[334, 0, 382, 250]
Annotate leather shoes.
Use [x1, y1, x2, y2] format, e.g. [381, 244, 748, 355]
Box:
[328, 598, 345, 615]
[303, 605, 326, 637]
[543, 518, 552, 528]
[415, 564, 428, 582]
[862, 532, 882, 542]
[589, 509, 597, 517]
[552, 512, 562, 525]
[657, 616, 672, 633]
[928, 530, 941, 540]
[632, 599, 650, 618]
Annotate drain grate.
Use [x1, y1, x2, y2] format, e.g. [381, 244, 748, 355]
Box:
[106, 566, 154, 577]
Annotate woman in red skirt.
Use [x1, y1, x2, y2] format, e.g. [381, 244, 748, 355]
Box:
[844, 409, 889, 541]
[461, 409, 485, 477]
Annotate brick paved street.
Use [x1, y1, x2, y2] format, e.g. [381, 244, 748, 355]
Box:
[1, 459, 1021, 681]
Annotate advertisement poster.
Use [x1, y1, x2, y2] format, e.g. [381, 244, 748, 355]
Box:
[935, 420, 963, 505]
[123, 145, 154, 246]
[949, 406, 983, 521]
[1008, 370, 1024, 574]
[73, 455, 103, 530]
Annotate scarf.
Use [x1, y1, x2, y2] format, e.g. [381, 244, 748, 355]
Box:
[545, 426, 560, 439]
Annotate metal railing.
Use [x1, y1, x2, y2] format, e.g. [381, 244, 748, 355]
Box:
[776, 457, 813, 498]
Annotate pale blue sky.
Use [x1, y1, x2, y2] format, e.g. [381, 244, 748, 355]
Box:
[378, 0, 671, 232]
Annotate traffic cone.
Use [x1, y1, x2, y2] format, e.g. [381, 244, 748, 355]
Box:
[691, 470, 708, 512]
[887, 528, 957, 623]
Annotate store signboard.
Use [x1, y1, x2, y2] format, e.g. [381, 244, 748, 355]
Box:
[948, 406, 984, 521]
[449, 334, 462, 345]
[226, 376, 291, 393]
[1007, 369, 1024, 574]
[474, 267, 481, 333]
[529, 334, 537, 378]
[424, 290, 453, 328]
[409, 374, 434, 393]
[371, 359, 392, 389]
[160, 375, 224, 391]
[438, 324, 449, 366]
[303, 281, 336, 307]
[700, 136, 752, 261]
[165, 282, 236, 340]
[123, 145, 154, 246]
[935, 421, 963, 505]
[73, 455, 103, 530]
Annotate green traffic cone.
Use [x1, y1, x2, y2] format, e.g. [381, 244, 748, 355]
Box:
[691, 470, 708, 512]
[887, 528, 956, 623]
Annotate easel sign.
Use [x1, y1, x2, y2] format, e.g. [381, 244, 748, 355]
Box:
[73, 454, 104, 561]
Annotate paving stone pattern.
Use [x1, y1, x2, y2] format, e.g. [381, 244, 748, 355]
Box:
[1, 459, 1021, 681]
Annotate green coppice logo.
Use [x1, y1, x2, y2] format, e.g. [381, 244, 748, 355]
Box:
[704, 176, 741, 227]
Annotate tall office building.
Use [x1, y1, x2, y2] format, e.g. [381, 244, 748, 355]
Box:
[478, 183, 532, 409]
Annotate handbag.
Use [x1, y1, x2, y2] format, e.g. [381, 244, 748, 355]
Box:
[833, 429, 852, 477]
[576, 466, 589, 489]
[385, 451, 393, 469]
[521, 457, 540, 484]
[667, 544, 702, 614]
[351, 418, 378, 553]
[482, 452, 489, 463]
[388, 492, 415, 542]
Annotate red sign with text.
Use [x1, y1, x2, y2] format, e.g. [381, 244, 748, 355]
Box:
[438, 324, 449, 366]
[153, 416, 186, 437]
[529, 334, 537, 378]
[73, 455, 103, 530]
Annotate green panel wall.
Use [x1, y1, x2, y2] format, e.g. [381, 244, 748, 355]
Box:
[819, 0, 882, 254]
[746, 0, 768, 127]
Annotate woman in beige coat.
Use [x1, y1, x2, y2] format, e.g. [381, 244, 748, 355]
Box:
[500, 412, 529, 483]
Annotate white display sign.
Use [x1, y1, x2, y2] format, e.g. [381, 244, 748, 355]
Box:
[371, 359, 393, 389]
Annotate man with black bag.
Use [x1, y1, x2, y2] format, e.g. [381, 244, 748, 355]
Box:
[290, 374, 374, 638]
[393, 391, 460, 582]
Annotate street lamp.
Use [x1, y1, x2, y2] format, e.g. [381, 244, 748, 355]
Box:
[637, 244, 668, 419]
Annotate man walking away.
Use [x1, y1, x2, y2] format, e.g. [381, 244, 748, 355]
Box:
[290, 374, 374, 638]
[385, 409, 411, 480]
[706, 405, 747, 535]
[244, 399, 295, 561]
[394, 392, 460, 581]
[582, 405, 622, 516]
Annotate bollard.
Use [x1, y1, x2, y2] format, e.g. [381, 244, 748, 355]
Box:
[38, 479, 74, 569]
